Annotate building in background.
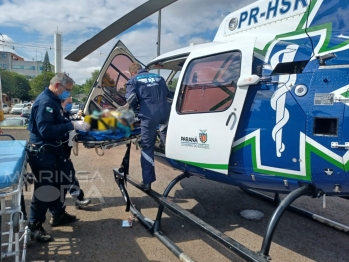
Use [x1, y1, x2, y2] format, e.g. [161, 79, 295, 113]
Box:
[1, 94, 10, 106]
[0, 49, 54, 79]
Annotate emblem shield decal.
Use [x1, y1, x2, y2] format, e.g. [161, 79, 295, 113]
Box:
[199, 129, 207, 143]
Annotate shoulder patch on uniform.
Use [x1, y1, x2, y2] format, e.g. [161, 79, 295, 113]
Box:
[45, 106, 53, 113]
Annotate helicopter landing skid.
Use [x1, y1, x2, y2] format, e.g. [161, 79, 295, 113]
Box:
[239, 187, 349, 234]
[113, 143, 323, 261]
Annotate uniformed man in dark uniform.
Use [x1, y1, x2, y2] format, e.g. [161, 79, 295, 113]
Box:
[125, 63, 172, 191]
[61, 96, 91, 208]
[27, 72, 89, 242]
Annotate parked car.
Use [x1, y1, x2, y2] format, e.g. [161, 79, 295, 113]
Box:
[21, 108, 31, 119]
[70, 104, 80, 114]
[0, 117, 28, 127]
[2, 104, 10, 114]
[10, 104, 25, 114]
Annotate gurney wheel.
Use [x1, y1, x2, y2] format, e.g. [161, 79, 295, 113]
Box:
[12, 212, 20, 234]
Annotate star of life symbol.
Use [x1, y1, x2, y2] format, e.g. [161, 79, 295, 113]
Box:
[269, 44, 298, 157]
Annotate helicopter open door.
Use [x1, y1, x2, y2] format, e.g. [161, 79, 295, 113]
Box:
[166, 39, 257, 175]
[83, 40, 138, 115]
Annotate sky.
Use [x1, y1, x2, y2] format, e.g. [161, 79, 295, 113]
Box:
[0, 0, 255, 84]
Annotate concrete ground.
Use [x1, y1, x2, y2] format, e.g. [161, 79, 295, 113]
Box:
[0, 128, 348, 262]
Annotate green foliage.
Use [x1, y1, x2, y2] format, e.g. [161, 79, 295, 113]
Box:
[42, 51, 52, 73]
[0, 70, 16, 97]
[13, 74, 31, 100]
[70, 84, 84, 97]
[168, 77, 178, 89]
[0, 70, 31, 101]
[83, 70, 100, 95]
[29, 72, 55, 98]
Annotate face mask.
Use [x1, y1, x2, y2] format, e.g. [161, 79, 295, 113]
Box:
[65, 103, 73, 112]
[58, 90, 71, 100]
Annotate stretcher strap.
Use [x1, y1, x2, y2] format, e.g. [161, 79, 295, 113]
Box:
[73, 140, 79, 156]
[95, 145, 105, 156]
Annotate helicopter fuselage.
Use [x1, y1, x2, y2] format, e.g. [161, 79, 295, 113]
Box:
[80, 0, 349, 197]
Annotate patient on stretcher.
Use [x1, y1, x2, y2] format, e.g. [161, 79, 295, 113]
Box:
[77, 107, 141, 142]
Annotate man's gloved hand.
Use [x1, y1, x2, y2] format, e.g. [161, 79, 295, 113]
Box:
[68, 130, 77, 147]
[72, 121, 90, 131]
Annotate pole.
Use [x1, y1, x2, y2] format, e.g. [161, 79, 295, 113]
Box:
[157, 10, 161, 75]
[36, 49, 38, 77]
[0, 72, 4, 121]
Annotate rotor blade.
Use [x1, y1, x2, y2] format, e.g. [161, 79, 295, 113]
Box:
[65, 0, 177, 62]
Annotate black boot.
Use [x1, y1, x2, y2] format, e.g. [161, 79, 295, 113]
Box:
[28, 222, 53, 243]
[140, 181, 151, 191]
[49, 208, 76, 227]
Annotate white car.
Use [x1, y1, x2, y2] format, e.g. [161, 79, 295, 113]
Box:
[70, 104, 80, 114]
[10, 104, 25, 114]
[0, 117, 28, 127]
[2, 104, 10, 114]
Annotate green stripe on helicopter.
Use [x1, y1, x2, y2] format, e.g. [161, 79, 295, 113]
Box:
[175, 128, 349, 179]
[231, 135, 349, 181]
[254, 0, 349, 57]
[177, 160, 228, 170]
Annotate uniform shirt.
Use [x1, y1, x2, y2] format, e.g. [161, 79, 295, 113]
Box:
[28, 87, 74, 145]
[125, 69, 172, 121]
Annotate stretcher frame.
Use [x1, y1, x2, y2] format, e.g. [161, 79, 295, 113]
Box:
[0, 135, 29, 262]
[73, 133, 140, 156]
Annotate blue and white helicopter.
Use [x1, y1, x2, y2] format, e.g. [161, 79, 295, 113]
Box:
[66, 0, 349, 260]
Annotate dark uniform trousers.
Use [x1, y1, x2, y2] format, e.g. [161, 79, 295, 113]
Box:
[28, 147, 75, 223]
[125, 69, 172, 185]
[62, 144, 84, 201]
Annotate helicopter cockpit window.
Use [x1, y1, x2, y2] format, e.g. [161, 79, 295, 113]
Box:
[177, 51, 241, 114]
[101, 54, 133, 106]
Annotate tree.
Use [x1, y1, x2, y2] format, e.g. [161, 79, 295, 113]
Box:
[0, 70, 16, 101]
[13, 74, 31, 101]
[30, 72, 55, 98]
[83, 70, 100, 95]
[70, 84, 83, 97]
[42, 51, 52, 73]
[0, 70, 31, 101]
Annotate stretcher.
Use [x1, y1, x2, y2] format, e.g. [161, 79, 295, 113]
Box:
[0, 135, 29, 262]
[72, 127, 142, 156]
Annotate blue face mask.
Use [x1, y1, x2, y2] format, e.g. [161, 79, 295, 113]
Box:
[65, 103, 73, 112]
[58, 90, 71, 100]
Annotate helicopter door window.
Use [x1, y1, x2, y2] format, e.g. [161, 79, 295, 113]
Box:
[101, 53, 133, 106]
[116, 75, 128, 96]
[102, 67, 117, 88]
[111, 54, 132, 79]
[177, 51, 241, 114]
